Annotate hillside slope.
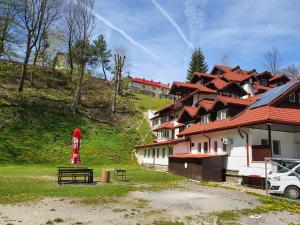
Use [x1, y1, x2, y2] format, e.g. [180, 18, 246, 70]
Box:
[0, 62, 171, 164]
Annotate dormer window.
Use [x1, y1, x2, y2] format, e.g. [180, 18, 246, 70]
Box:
[235, 69, 242, 74]
[289, 93, 296, 102]
[201, 114, 211, 124]
[217, 109, 229, 120]
[260, 78, 268, 86]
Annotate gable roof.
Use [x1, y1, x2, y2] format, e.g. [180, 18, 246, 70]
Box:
[206, 78, 229, 90]
[170, 82, 217, 94]
[190, 72, 217, 83]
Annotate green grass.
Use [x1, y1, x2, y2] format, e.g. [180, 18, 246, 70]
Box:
[0, 61, 171, 164]
[0, 165, 184, 204]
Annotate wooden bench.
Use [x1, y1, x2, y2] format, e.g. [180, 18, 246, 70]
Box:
[57, 167, 93, 185]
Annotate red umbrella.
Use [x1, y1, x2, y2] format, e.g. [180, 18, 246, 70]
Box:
[71, 128, 81, 165]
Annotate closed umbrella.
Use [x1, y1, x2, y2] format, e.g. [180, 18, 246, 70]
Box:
[71, 128, 81, 166]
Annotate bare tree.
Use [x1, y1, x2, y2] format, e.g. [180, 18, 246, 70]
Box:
[264, 47, 280, 75]
[70, 0, 95, 114]
[17, 0, 62, 92]
[30, 0, 62, 84]
[112, 53, 125, 114]
[64, 1, 77, 76]
[0, 0, 18, 58]
[281, 64, 300, 79]
[220, 53, 229, 66]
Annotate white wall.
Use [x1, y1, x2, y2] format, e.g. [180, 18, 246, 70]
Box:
[187, 129, 250, 171]
[251, 129, 299, 159]
[137, 146, 170, 166]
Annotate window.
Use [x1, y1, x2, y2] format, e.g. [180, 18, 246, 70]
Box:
[222, 143, 227, 152]
[152, 86, 156, 90]
[204, 142, 208, 153]
[214, 141, 218, 152]
[273, 140, 281, 155]
[152, 149, 155, 158]
[162, 148, 165, 158]
[217, 109, 229, 120]
[261, 139, 268, 146]
[289, 93, 296, 102]
[198, 143, 201, 152]
[260, 78, 268, 86]
[147, 149, 150, 157]
[201, 114, 211, 124]
[156, 148, 159, 158]
[144, 149, 146, 157]
[191, 142, 195, 147]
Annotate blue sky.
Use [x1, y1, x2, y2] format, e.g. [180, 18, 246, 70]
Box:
[93, 0, 300, 84]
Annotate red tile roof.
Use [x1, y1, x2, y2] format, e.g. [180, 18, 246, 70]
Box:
[135, 138, 187, 148]
[269, 74, 290, 83]
[222, 72, 253, 82]
[170, 154, 224, 159]
[153, 121, 175, 131]
[252, 83, 272, 92]
[178, 106, 300, 137]
[132, 77, 170, 89]
[155, 89, 199, 115]
[214, 96, 252, 106]
[197, 99, 215, 110]
[184, 106, 199, 117]
[206, 78, 229, 90]
[171, 82, 217, 94]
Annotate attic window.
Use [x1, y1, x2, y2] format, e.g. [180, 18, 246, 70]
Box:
[235, 69, 242, 74]
[289, 93, 296, 102]
[217, 109, 229, 120]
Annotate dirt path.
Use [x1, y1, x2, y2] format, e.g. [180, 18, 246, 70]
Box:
[0, 182, 299, 225]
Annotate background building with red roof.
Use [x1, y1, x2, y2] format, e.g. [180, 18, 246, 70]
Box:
[129, 77, 172, 99]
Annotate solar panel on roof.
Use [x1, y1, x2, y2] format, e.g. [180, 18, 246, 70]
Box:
[250, 80, 299, 109]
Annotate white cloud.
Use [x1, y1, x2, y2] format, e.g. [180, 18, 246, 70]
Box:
[184, 0, 208, 43]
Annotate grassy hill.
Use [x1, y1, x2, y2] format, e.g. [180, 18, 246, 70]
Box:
[0, 61, 171, 165]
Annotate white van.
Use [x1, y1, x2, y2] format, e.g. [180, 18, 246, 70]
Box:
[268, 162, 300, 199]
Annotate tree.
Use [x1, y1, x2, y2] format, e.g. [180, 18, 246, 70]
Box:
[264, 47, 280, 75]
[70, 0, 95, 114]
[0, 0, 18, 58]
[30, 0, 61, 84]
[281, 64, 300, 79]
[187, 47, 208, 81]
[92, 34, 111, 84]
[17, 0, 62, 92]
[220, 54, 229, 66]
[64, 0, 77, 76]
[112, 49, 126, 114]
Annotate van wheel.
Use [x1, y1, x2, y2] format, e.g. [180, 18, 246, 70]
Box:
[284, 186, 300, 199]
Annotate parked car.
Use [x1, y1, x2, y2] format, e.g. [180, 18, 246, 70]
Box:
[268, 163, 300, 199]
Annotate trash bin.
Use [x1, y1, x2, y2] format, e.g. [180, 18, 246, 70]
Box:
[101, 170, 110, 183]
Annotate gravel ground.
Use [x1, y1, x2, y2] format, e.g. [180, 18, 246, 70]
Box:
[0, 182, 299, 225]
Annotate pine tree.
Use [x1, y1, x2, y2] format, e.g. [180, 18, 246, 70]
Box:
[187, 48, 208, 81]
[92, 34, 111, 82]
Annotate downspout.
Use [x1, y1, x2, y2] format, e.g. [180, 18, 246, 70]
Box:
[238, 126, 249, 167]
[267, 123, 273, 157]
[201, 132, 211, 153]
